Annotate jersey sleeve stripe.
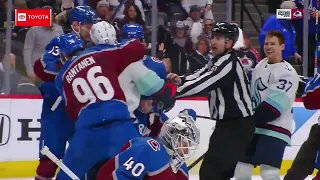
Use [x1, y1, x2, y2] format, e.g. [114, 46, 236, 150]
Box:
[177, 61, 233, 97]
[112, 155, 120, 180]
[262, 101, 281, 116]
[264, 90, 291, 114]
[184, 65, 209, 81]
[135, 71, 165, 96]
[40, 54, 58, 75]
[147, 163, 170, 176]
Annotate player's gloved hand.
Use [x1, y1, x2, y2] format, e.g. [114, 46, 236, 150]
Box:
[180, 109, 197, 121]
[152, 82, 177, 112]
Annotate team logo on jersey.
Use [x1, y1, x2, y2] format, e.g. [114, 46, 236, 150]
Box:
[147, 139, 161, 151]
[151, 57, 162, 63]
[252, 78, 268, 108]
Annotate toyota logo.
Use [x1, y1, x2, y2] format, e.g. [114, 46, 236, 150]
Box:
[0, 114, 10, 146]
[19, 14, 25, 19]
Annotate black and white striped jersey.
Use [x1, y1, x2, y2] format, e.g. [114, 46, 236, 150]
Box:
[177, 50, 253, 120]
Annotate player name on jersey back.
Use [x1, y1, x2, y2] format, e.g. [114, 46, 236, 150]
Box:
[56, 40, 147, 126]
[65, 56, 96, 83]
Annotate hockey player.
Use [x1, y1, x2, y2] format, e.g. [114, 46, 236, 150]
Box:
[33, 35, 80, 180]
[283, 73, 320, 180]
[33, 7, 98, 180]
[94, 109, 200, 180]
[134, 55, 170, 137]
[117, 23, 174, 137]
[234, 30, 299, 180]
[69, 6, 99, 44]
[55, 21, 177, 179]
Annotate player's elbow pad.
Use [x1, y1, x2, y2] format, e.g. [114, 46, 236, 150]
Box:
[253, 102, 281, 126]
[302, 89, 320, 109]
[152, 82, 177, 112]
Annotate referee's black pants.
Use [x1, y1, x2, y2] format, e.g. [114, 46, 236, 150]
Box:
[199, 116, 255, 180]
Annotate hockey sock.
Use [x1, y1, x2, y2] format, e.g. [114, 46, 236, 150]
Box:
[260, 164, 281, 180]
[35, 157, 58, 179]
[234, 162, 254, 180]
[313, 171, 320, 180]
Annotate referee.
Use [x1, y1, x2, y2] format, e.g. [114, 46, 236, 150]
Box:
[167, 22, 255, 180]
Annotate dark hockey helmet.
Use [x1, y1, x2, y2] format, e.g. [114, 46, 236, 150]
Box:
[211, 22, 239, 44]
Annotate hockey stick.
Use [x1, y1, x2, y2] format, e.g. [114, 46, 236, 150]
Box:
[316, 0, 319, 75]
[188, 154, 205, 170]
[40, 146, 80, 180]
[196, 115, 216, 120]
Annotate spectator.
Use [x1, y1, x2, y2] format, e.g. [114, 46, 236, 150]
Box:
[61, 0, 74, 11]
[294, 0, 319, 76]
[181, 0, 214, 20]
[164, 21, 193, 75]
[201, 19, 214, 40]
[0, 53, 22, 94]
[96, 0, 110, 21]
[188, 19, 214, 46]
[162, 57, 172, 73]
[23, 6, 64, 83]
[259, 1, 301, 64]
[183, 5, 203, 34]
[114, 4, 146, 31]
[0, 0, 15, 30]
[187, 36, 212, 72]
[114, 0, 145, 21]
[236, 34, 260, 80]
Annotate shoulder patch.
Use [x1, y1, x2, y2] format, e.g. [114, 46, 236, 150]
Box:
[147, 139, 161, 151]
[151, 57, 162, 63]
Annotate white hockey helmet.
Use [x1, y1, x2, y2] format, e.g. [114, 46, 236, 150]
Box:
[90, 21, 117, 45]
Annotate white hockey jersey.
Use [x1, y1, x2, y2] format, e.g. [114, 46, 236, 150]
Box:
[251, 58, 299, 144]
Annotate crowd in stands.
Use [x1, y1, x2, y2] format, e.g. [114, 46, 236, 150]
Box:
[0, 0, 307, 95]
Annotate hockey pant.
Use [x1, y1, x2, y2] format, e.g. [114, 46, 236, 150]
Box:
[199, 116, 255, 180]
[37, 98, 75, 178]
[56, 120, 140, 180]
[239, 134, 287, 168]
[284, 124, 320, 180]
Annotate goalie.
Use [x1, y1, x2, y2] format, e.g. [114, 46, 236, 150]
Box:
[93, 109, 200, 180]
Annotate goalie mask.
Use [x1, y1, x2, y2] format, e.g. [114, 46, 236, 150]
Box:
[158, 110, 200, 172]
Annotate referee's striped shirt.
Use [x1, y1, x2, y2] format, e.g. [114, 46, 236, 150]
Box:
[177, 51, 253, 120]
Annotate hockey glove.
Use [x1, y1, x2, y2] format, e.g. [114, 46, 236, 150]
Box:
[152, 82, 177, 112]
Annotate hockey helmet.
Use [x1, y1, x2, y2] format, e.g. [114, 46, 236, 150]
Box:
[69, 6, 98, 24]
[90, 21, 117, 45]
[211, 22, 239, 43]
[121, 24, 144, 40]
